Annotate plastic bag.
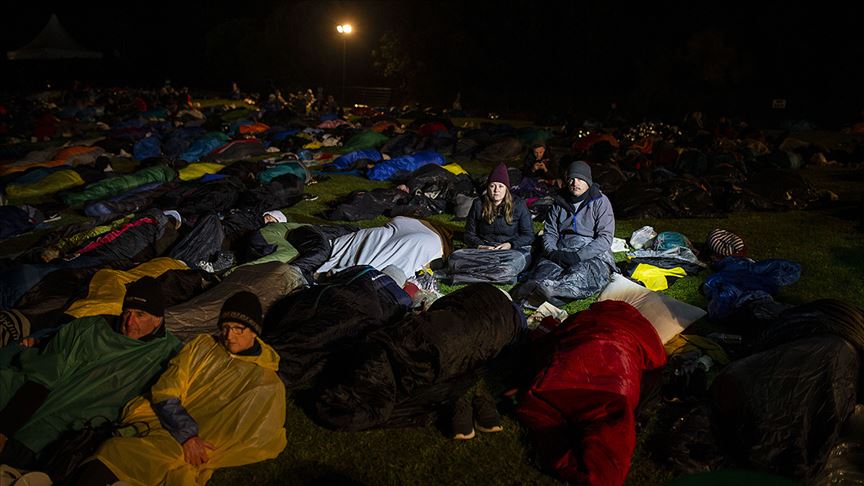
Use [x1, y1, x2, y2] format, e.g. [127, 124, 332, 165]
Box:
[630, 226, 657, 250]
[815, 404, 864, 485]
[527, 302, 568, 330]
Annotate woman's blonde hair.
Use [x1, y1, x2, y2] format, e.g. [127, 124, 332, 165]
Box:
[482, 186, 513, 225]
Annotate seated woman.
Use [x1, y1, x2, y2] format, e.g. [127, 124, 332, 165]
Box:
[79, 291, 287, 486]
[448, 163, 534, 284]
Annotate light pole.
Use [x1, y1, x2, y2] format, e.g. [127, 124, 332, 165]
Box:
[336, 23, 353, 110]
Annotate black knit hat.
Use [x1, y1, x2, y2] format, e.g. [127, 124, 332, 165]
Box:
[566, 160, 593, 186]
[123, 277, 165, 318]
[218, 291, 263, 335]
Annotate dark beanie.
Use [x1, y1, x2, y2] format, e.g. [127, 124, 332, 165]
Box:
[487, 162, 510, 187]
[123, 277, 165, 317]
[218, 291, 263, 335]
[566, 160, 593, 186]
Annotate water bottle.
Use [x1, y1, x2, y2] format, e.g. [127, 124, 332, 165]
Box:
[696, 355, 714, 372]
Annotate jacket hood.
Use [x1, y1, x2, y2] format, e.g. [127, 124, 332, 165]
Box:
[553, 183, 603, 215]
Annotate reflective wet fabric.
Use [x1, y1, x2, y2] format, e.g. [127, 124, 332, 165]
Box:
[0, 316, 180, 453]
[94, 334, 286, 486]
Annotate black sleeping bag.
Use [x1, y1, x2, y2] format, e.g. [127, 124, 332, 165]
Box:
[263, 266, 410, 388]
[756, 299, 864, 353]
[157, 176, 246, 220]
[315, 283, 523, 431]
[710, 335, 859, 479]
[237, 174, 305, 214]
[324, 188, 409, 221]
[169, 213, 226, 267]
[285, 224, 356, 279]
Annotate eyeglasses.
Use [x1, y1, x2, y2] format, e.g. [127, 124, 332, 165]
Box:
[221, 324, 248, 335]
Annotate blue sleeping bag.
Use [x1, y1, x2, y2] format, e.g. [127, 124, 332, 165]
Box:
[332, 149, 383, 170]
[366, 150, 445, 181]
[133, 135, 162, 160]
[179, 136, 226, 163]
[702, 257, 801, 319]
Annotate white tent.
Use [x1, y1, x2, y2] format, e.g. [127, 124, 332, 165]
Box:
[7, 14, 102, 61]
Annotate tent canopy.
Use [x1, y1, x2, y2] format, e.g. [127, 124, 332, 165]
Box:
[7, 14, 102, 60]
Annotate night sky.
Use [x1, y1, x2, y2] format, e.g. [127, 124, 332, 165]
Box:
[2, 1, 863, 124]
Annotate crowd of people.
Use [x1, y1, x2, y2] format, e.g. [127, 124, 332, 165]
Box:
[0, 82, 862, 485]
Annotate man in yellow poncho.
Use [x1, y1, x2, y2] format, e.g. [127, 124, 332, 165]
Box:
[76, 291, 287, 485]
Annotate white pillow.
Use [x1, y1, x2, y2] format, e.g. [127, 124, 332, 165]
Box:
[598, 273, 706, 343]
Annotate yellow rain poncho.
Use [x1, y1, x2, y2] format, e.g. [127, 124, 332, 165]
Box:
[629, 263, 687, 291]
[94, 334, 287, 486]
[442, 163, 468, 176]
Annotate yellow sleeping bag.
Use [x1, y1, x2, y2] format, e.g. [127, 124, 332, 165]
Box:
[65, 258, 188, 318]
[178, 162, 225, 182]
[5, 170, 85, 199]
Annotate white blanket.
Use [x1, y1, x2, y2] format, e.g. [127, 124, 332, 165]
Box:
[316, 216, 443, 278]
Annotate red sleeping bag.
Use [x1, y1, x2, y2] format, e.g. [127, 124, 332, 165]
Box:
[517, 300, 666, 485]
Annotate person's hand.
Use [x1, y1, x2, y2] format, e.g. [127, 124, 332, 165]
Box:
[547, 250, 565, 266]
[560, 251, 581, 266]
[548, 250, 580, 267]
[493, 242, 512, 250]
[20, 337, 39, 348]
[477, 245, 495, 250]
[533, 161, 547, 172]
[182, 436, 215, 466]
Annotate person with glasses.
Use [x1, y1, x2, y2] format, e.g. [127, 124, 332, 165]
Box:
[78, 291, 286, 485]
[513, 161, 616, 306]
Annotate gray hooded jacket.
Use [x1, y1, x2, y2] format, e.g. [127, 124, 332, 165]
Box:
[541, 184, 615, 261]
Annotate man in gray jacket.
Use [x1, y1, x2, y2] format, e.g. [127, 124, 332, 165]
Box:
[513, 161, 616, 305]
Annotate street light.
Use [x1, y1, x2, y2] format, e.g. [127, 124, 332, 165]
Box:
[336, 23, 353, 109]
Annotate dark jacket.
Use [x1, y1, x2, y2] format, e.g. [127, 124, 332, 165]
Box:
[523, 149, 559, 178]
[463, 197, 534, 249]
